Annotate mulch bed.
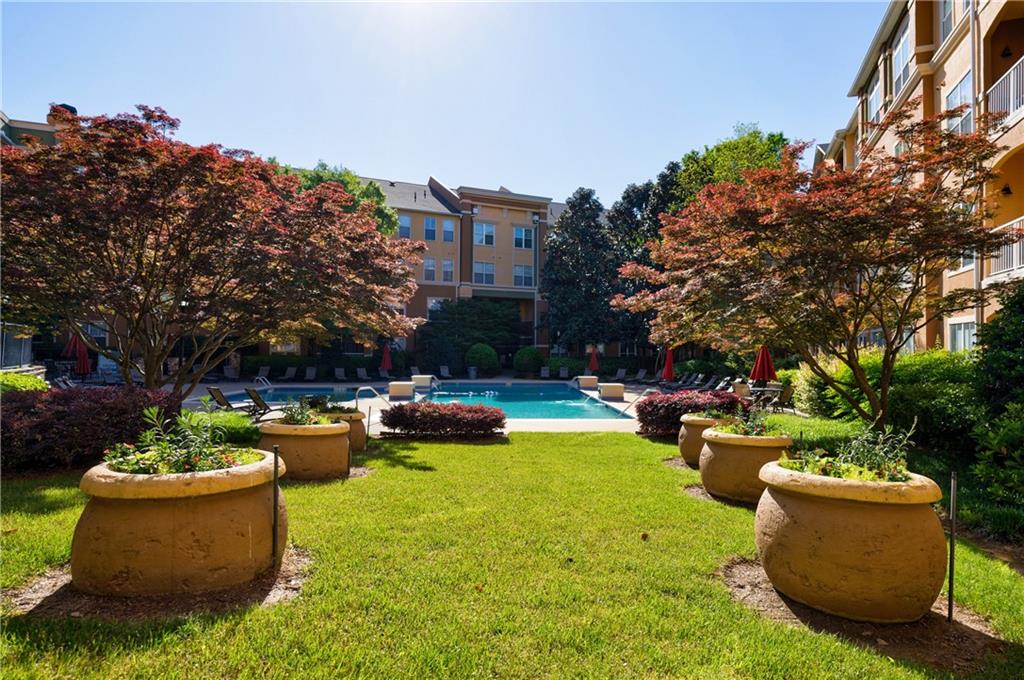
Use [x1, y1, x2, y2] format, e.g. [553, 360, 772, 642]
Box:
[662, 456, 694, 472]
[719, 557, 1009, 675]
[3, 545, 313, 622]
[683, 485, 715, 502]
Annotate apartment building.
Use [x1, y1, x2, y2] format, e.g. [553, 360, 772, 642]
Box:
[364, 177, 552, 355]
[817, 0, 1024, 351]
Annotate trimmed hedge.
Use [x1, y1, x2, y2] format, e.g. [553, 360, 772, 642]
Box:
[465, 343, 499, 377]
[513, 347, 544, 375]
[0, 372, 49, 393]
[191, 410, 260, 446]
[1, 387, 182, 470]
[380, 402, 505, 438]
[635, 390, 748, 437]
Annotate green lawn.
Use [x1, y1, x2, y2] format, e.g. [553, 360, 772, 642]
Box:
[2, 433, 1022, 678]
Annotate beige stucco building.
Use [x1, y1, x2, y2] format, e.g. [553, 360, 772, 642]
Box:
[817, 0, 1024, 351]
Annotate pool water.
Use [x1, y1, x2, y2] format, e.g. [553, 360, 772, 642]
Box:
[238, 386, 358, 404]
[423, 382, 631, 419]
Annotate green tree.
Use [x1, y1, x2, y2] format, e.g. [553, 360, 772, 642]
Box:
[417, 298, 521, 371]
[676, 124, 787, 205]
[272, 160, 398, 234]
[976, 281, 1024, 415]
[541, 188, 618, 348]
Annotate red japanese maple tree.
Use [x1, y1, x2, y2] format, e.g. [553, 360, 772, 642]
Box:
[616, 100, 1013, 426]
[2, 105, 423, 395]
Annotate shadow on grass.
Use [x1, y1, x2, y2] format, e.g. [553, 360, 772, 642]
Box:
[357, 439, 436, 472]
[1, 471, 86, 516]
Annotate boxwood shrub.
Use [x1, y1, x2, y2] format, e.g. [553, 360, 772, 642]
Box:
[1, 386, 182, 470]
[465, 343, 499, 377]
[635, 390, 748, 437]
[380, 402, 505, 438]
[513, 347, 544, 375]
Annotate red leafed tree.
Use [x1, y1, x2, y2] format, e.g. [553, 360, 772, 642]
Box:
[615, 99, 1013, 426]
[2, 105, 423, 395]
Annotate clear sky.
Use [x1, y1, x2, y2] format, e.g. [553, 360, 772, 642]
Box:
[2, 1, 885, 205]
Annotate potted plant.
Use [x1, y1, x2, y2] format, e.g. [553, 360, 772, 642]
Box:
[71, 406, 287, 596]
[314, 400, 367, 452]
[755, 426, 946, 623]
[258, 399, 351, 479]
[678, 407, 740, 467]
[700, 411, 792, 502]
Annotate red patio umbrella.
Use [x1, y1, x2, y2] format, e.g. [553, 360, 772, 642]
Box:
[661, 346, 675, 381]
[62, 333, 91, 376]
[749, 345, 777, 382]
[379, 344, 393, 372]
[588, 346, 599, 372]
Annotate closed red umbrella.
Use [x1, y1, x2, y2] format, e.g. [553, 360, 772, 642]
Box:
[588, 346, 599, 372]
[749, 345, 777, 382]
[62, 333, 91, 375]
[661, 346, 675, 381]
[380, 344, 392, 372]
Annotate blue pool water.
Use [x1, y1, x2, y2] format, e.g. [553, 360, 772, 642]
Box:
[231, 386, 357, 404]
[423, 382, 631, 419]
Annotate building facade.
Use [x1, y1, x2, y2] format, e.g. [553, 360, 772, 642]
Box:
[817, 0, 1024, 351]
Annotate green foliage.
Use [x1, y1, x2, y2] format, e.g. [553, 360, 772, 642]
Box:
[972, 402, 1024, 506]
[278, 399, 328, 425]
[103, 405, 261, 474]
[418, 298, 520, 372]
[975, 282, 1024, 415]
[421, 334, 460, 375]
[190, 410, 260, 446]
[792, 362, 832, 417]
[513, 346, 544, 375]
[780, 423, 913, 482]
[0, 372, 48, 393]
[273, 160, 398, 235]
[716, 410, 782, 437]
[675, 124, 787, 207]
[766, 414, 861, 452]
[465, 343, 500, 377]
[775, 368, 797, 389]
[240, 354, 374, 378]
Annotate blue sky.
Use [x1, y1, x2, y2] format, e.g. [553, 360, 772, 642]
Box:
[2, 2, 885, 204]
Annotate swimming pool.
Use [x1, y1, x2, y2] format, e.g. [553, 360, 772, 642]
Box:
[230, 386, 358, 404]
[422, 382, 631, 419]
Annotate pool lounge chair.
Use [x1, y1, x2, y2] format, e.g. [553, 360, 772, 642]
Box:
[626, 368, 647, 383]
[244, 387, 275, 420]
[610, 368, 627, 381]
[558, 366, 569, 380]
[379, 368, 391, 380]
[280, 366, 297, 381]
[439, 366, 453, 379]
[409, 366, 421, 377]
[356, 367, 371, 381]
[540, 366, 551, 379]
[583, 367, 593, 377]
[691, 375, 721, 391]
[701, 376, 732, 392]
[208, 386, 263, 419]
[302, 367, 317, 381]
[334, 367, 347, 381]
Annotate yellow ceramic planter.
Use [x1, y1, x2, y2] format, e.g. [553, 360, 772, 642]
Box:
[71, 451, 287, 596]
[699, 429, 791, 503]
[678, 414, 736, 466]
[320, 412, 367, 451]
[755, 462, 946, 623]
[258, 421, 350, 480]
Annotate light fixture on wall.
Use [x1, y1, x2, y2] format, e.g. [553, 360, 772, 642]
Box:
[1001, 46, 1013, 59]
[1001, 184, 1013, 196]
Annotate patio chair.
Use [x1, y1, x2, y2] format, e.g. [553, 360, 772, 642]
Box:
[334, 367, 347, 381]
[540, 366, 551, 379]
[302, 367, 317, 381]
[439, 365, 453, 379]
[409, 366, 421, 377]
[558, 366, 569, 380]
[256, 366, 270, 380]
[626, 368, 647, 383]
[356, 367, 371, 381]
[379, 368, 391, 380]
[732, 381, 752, 399]
[208, 386, 261, 418]
[770, 384, 795, 412]
[583, 367, 593, 377]
[280, 366, 297, 381]
[693, 375, 721, 391]
[610, 368, 627, 381]
[705, 376, 732, 392]
[243, 387, 275, 420]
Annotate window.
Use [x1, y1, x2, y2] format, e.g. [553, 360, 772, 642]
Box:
[398, 215, 411, 239]
[513, 264, 534, 287]
[424, 217, 436, 241]
[270, 341, 300, 355]
[473, 261, 495, 285]
[513, 226, 534, 250]
[867, 72, 882, 124]
[423, 257, 436, 281]
[442, 258, 454, 282]
[946, 72, 973, 134]
[443, 219, 455, 242]
[940, 0, 953, 43]
[620, 342, 638, 357]
[427, 297, 445, 320]
[954, 250, 975, 270]
[894, 141, 908, 157]
[892, 18, 912, 95]
[949, 321, 976, 351]
[474, 222, 495, 246]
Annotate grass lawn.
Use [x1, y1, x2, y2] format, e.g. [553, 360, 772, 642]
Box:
[2, 432, 1022, 678]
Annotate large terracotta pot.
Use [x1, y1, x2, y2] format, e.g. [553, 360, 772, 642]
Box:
[71, 451, 287, 596]
[699, 429, 792, 503]
[755, 462, 946, 623]
[678, 414, 736, 466]
[258, 421, 350, 480]
[320, 411, 367, 451]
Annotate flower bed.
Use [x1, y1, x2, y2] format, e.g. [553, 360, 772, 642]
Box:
[381, 402, 505, 438]
[635, 390, 747, 437]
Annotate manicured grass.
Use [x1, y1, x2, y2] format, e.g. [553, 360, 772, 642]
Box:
[766, 413, 862, 451]
[2, 433, 1022, 678]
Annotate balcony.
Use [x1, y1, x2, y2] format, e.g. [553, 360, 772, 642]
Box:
[989, 217, 1024, 278]
[988, 53, 1024, 128]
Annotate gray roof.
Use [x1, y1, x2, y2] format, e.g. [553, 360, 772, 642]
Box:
[359, 176, 460, 214]
[456, 185, 551, 204]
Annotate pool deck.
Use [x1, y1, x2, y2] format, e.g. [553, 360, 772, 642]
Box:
[189, 379, 654, 433]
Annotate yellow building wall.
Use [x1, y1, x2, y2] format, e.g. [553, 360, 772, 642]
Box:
[470, 204, 539, 289]
[397, 208, 459, 286]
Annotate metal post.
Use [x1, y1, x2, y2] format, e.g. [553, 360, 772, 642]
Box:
[948, 470, 957, 623]
[272, 444, 280, 569]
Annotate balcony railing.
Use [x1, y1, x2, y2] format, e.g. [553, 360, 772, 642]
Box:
[991, 217, 1024, 276]
[988, 53, 1024, 125]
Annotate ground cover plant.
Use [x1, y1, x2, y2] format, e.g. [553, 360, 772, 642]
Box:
[780, 425, 913, 482]
[0, 372, 48, 393]
[1, 433, 1022, 678]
